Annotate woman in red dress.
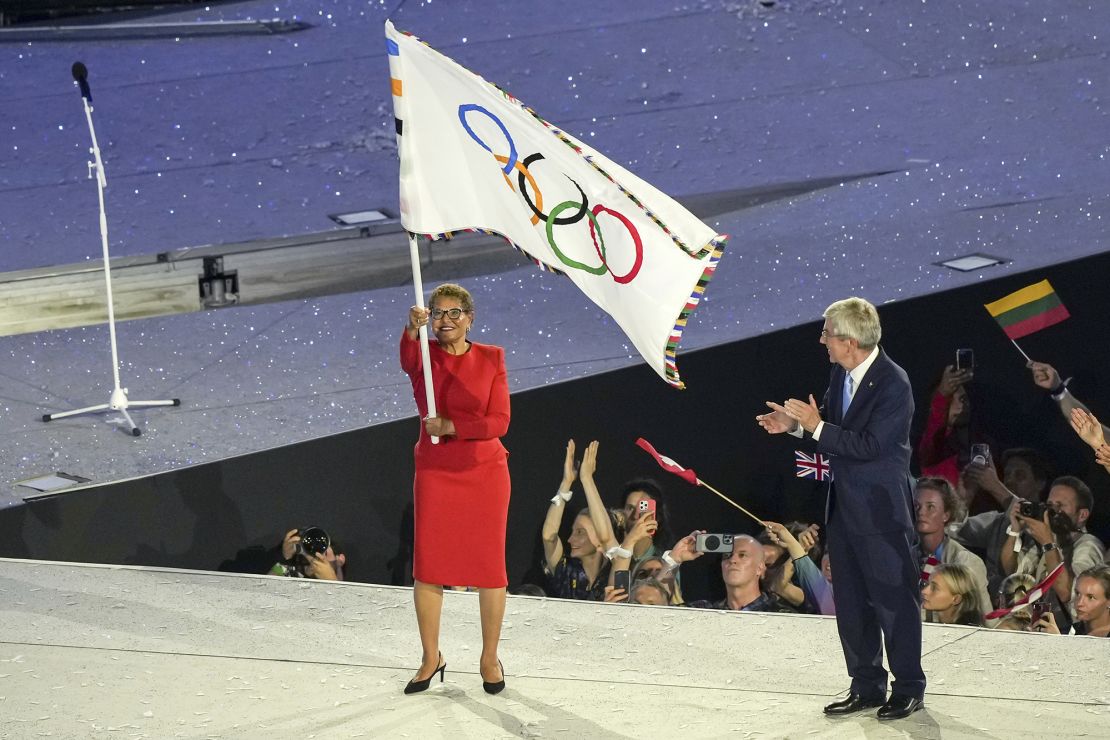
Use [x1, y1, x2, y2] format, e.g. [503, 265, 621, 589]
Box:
[400, 283, 510, 695]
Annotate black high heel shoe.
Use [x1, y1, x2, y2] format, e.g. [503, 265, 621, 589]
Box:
[404, 653, 446, 695]
[482, 659, 505, 695]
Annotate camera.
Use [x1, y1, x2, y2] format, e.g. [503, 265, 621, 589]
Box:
[695, 533, 734, 553]
[295, 526, 330, 558]
[1018, 501, 1048, 520]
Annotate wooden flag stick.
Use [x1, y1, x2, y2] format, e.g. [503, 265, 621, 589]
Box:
[696, 479, 765, 526]
[1011, 338, 1032, 363]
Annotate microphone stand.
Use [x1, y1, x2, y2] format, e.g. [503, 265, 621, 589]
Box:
[42, 66, 180, 436]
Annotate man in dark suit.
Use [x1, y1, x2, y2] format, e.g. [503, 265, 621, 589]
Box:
[756, 297, 925, 720]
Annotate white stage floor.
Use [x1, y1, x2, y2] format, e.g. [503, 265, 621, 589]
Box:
[1, 559, 1106, 738]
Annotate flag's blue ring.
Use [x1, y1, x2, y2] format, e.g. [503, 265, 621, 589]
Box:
[458, 104, 517, 175]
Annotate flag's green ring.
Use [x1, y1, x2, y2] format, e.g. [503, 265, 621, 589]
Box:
[546, 201, 607, 276]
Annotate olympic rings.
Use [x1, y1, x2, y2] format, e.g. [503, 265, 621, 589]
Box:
[458, 103, 644, 284]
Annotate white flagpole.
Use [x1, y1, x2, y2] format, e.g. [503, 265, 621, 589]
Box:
[407, 232, 439, 444]
[1011, 338, 1032, 363]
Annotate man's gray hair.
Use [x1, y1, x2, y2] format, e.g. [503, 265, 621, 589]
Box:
[823, 297, 881, 349]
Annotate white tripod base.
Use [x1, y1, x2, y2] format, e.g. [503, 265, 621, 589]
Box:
[42, 387, 180, 437]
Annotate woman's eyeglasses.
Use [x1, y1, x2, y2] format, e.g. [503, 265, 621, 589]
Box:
[430, 308, 466, 320]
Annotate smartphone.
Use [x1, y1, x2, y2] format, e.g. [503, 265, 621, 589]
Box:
[956, 348, 975, 371]
[694, 533, 734, 553]
[637, 499, 657, 517]
[1028, 600, 1048, 625]
[970, 443, 991, 467]
[613, 570, 631, 592]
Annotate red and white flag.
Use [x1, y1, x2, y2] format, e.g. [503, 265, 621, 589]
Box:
[636, 438, 699, 486]
[385, 21, 727, 388]
[984, 562, 1065, 620]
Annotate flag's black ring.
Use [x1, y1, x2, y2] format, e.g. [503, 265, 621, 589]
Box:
[518, 153, 589, 225]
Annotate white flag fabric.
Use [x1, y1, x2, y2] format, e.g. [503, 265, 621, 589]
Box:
[385, 21, 727, 388]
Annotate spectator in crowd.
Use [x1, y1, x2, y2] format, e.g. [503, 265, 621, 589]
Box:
[995, 572, 1036, 612]
[961, 447, 1051, 513]
[917, 363, 996, 515]
[268, 528, 345, 581]
[920, 563, 985, 626]
[1000, 475, 1106, 629]
[1037, 565, 1110, 637]
[619, 478, 674, 561]
[918, 363, 973, 486]
[628, 577, 672, 605]
[542, 440, 632, 600]
[820, 552, 833, 585]
[631, 554, 684, 605]
[914, 478, 991, 615]
[686, 535, 790, 612]
[953, 447, 1052, 594]
[758, 530, 806, 612]
[763, 521, 835, 615]
[612, 529, 709, 605]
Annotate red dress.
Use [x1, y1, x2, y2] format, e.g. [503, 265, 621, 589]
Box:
[400, 331, 511, 588]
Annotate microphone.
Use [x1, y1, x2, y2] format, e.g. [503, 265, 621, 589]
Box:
[71, 61, 92, 101]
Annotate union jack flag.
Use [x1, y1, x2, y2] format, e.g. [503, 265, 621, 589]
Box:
[795, 450, 832, 481]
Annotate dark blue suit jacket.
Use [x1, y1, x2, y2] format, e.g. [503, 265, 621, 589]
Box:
[812, 349, 915, 535]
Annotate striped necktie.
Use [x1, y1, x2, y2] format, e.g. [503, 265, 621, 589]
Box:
[842, 373, 854, 416]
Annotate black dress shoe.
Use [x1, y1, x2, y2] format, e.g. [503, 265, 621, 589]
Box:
[482, 659, 505, 695]
[823, 693, 885, 715]
[877, 694, 924, 720]
[404, 653, 446, 695]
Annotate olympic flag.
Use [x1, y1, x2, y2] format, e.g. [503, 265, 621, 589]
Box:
[385, 21, 727, 388]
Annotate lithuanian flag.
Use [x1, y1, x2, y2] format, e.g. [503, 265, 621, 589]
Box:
[984, 280, 1070, 340]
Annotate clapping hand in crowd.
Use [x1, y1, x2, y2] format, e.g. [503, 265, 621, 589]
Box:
[1070, 408, 1106, 450]
[562, 439, 578, 491]
[1095, 444, 1110, 474]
